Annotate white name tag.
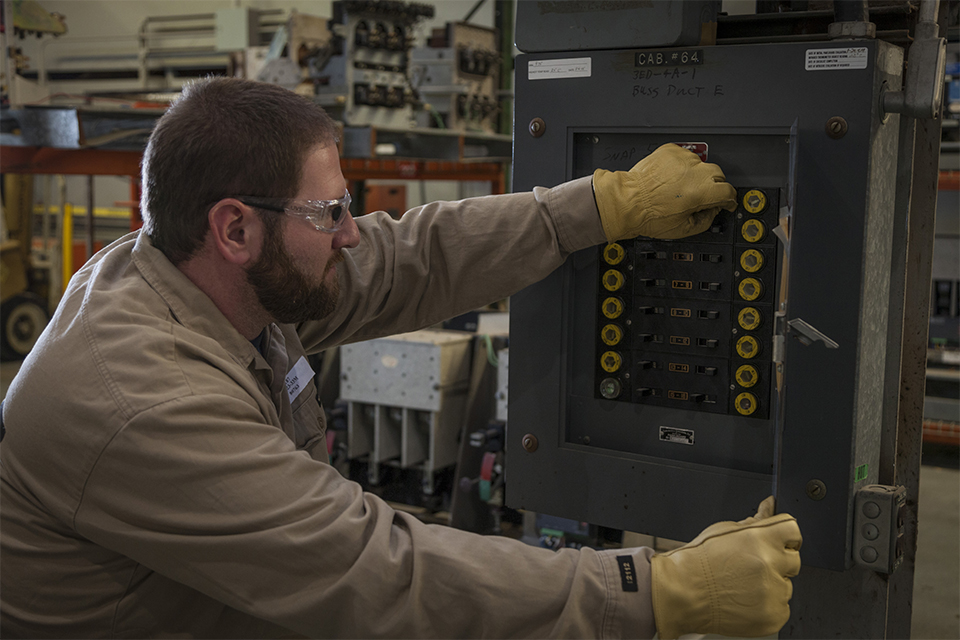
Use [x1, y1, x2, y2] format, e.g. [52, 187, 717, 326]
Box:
[285, 356, 314, 403]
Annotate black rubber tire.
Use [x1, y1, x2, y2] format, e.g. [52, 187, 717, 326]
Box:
[0, 293, 50, 361]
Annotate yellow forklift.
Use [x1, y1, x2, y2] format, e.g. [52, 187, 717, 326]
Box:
[1, 174, 49, 361]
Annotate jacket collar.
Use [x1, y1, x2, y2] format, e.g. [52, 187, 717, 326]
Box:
[129, 231, 271, 372]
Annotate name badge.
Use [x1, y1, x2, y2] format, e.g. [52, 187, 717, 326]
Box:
[285, 356, 314, 403]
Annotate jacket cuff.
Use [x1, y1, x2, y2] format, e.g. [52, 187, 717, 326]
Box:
[596, 547, 658, 639]
[544, 175, 608, 253]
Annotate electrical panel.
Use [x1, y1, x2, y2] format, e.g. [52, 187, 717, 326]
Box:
[595, 185, 781, 423]
[410, 22, 501, 133]
[312, 0, 434, 127]
[508, 40, 904, 571]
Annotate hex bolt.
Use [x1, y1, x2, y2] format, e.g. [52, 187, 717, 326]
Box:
[522, 433, 539, 453]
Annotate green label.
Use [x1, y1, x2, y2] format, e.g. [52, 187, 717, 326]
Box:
[855, 464, 869, 482]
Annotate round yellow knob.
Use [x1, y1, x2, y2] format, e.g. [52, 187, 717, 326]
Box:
[736, 335, 760, 359]
[743, 189, 767, 214]
[738, 307, 762, 330]
[740, 249, 764, 273]
[603, 243, 626, 265]
[600, 351, 622, 372]
[736, 364, 759, 388]
[602, 269, 625, 292]
[741, 219, 766, 243]
[735, 392, 758, 415]
[738, 277, 763, 301]
[602, 297, 624, 319]
[601, 324, 623, 346]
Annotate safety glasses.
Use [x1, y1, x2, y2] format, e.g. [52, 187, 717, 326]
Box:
[237, 191, 352, 233]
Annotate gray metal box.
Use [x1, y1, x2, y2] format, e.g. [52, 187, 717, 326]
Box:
[515, 0, 717, 53]
[508, 40, 903, 571]
[341, 330, 473, 492]
[340, 330, 472, 412]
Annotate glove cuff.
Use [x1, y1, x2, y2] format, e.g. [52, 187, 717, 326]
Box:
[592, 168, 624, 242]
[650, 552, 712, 640]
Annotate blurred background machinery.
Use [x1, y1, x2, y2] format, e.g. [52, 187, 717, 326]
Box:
[410, 21, 501, 133]
[311, 0, 434, 128]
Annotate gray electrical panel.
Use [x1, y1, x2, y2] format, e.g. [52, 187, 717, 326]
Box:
[507, 40, 903, 571]
[515, 0, 718, 53]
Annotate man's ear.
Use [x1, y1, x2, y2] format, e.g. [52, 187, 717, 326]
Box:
[208, 199, 260, 266]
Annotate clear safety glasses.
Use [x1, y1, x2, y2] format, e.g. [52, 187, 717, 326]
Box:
[237, 191, 352, 233]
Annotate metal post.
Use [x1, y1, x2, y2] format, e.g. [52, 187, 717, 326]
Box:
[86, 175, 95, 262]
[885, 84, 945, 640]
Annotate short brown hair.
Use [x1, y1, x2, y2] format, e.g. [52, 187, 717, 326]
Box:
[141, 77, 339, 264]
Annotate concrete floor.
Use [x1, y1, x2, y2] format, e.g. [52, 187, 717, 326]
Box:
[1, 359, 958, 637]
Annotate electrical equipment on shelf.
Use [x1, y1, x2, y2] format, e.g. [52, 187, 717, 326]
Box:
[310, 0, 435, 128]
[409, 22, 501, 133]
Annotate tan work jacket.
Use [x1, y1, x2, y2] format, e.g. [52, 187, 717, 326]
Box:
[0, 177, 657, 638]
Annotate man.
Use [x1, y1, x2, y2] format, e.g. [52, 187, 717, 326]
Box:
[1, 78, 800, 638]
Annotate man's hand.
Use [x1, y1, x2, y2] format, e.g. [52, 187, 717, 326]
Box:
[593, 143, 737, 241]
[650, 496, 802, 639]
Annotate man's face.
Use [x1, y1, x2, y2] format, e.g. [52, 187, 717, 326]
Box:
[245, 144, 360, 324]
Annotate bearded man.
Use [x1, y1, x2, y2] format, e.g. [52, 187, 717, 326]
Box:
[1, 77, 800, 639]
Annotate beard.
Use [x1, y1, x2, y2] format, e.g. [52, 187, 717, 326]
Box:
[245, 221, 344, 324]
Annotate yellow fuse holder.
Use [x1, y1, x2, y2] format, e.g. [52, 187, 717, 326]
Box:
[736, 335, 760, 359]
[600, 377, 622, 399]
[735, 392, 758, 415]
[742, 189, 768, 214]
[602, 297, 624, 319]
[603, 269, 625, 292]
[601, 351, 622, 372]
[603, 243, 626, 265]
[739, 249, 764, 273]
[601, 324, 623, 346]
[736, 364, 759, 388]
[738, 277, 763, 301]
[738, 307, 762, 330]
[741, 219, 766, 243]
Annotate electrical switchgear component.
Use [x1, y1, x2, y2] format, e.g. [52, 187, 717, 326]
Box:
[741, 219, 766, 243]
[509, 39, 903, 571]
[853, 485, 907, 574]
[410, 22, 501, 133]
[311, 0, 434, 128]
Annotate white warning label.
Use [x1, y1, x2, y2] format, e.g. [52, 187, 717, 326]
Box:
[528, 57, 592, 81]
[805, 47, 869, 71]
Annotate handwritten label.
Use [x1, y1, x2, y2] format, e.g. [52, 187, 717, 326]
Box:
[528, 57, 592, 80]
[602, 146, 637, 163]
[805, 47, 868, 71]
[632, 84, 725, 99]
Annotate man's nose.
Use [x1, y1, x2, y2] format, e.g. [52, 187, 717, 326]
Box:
[333, 211, 361, 250]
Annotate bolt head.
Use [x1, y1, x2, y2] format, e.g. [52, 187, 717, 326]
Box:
[522, 433, 539, 452]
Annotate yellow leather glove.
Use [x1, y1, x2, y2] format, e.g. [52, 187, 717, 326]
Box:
[650, 497, 802, 640]
[593, 143, 737, 241]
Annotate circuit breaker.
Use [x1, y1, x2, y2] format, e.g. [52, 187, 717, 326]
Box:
[410, 22, 501, 133]
[312, 0, 434, 127]
[595, 185, 781, 423]
[508, 40, 904, 571]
